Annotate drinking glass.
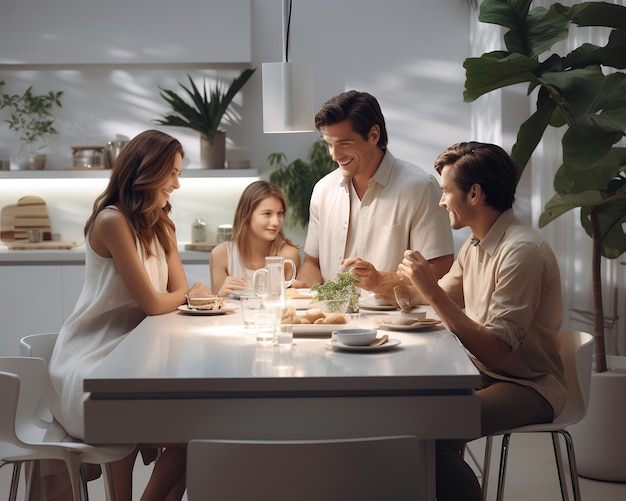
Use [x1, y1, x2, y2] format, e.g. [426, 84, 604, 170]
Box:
[255, 311, 275, 345]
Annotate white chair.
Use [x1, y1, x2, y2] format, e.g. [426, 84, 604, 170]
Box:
[187, 436, 423, 501]
[0, 356, 134, 501]
[19, 332, 59, 423]
[481, 330, 594, 501]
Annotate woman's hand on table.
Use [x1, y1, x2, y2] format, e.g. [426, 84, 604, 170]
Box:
[188, 282, 212, 298]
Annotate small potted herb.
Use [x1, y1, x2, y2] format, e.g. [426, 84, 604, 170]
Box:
[311, 271, 360, 313]
[0, 81, 63, 170]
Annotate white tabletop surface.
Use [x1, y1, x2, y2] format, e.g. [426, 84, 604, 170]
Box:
[85, 303, 480, 396]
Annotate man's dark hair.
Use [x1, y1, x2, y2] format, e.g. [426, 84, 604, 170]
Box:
[314, 90, 388, 150]
[434, 142, 518, 212]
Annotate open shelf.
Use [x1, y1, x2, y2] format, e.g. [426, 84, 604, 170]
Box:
[0, 168, 259, 179]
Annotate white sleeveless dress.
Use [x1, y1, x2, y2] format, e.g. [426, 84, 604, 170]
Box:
[49, 215, 168, 439]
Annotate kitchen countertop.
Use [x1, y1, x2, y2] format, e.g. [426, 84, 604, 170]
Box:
[0, 243, 211, 265]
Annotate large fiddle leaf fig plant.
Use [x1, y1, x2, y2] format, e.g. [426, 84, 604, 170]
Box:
[463, 0, 626, 372]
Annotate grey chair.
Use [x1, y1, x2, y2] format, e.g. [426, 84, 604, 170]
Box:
[187, 435, 423, 501]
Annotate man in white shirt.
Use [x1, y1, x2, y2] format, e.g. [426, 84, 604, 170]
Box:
[293, 90, 454, 289]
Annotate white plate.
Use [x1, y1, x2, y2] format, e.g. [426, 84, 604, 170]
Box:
[325, 338, 402, 352]
[286, 323, 351, 336]
[177, 304, 238, 316]
[358, 299, 398, 311]
[379, 319, 442, 331]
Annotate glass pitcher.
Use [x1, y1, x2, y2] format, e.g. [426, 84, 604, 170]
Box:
[252, 256, 296, 308]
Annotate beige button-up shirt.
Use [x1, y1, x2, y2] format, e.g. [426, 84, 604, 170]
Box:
[438, 209, 567, 415]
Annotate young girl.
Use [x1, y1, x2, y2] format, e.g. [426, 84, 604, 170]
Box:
[210, 180, 300, 297]
[49, 130, 210, 501]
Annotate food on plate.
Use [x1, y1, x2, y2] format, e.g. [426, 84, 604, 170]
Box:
[285, 288, 313, 300]
[314, 313, 347, 324]
[279, 306, 347, 325]
[304, 308, 325, 323]
[186, 296, 226, 310]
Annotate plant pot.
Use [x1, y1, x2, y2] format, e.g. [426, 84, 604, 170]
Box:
[200, 132, 226, 169]
[29, 154, 46, 170]
[568, 355, 626, 481]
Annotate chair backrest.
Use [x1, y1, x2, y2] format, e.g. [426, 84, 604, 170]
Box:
[0, 357, 48, 441]
[187, 436, 422, 501]
[553, 330, 594, 426]
[19, 332, 58, 365]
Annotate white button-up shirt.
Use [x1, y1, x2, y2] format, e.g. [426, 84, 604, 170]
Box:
[304, 150, 454, 282]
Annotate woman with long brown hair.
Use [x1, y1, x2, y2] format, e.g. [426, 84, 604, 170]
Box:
[49, 130, 210, 500]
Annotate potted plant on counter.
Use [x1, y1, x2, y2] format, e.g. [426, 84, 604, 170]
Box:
[155, 69, 256, 169]
[0, 81, 63, 170]
[463, 0, 626, 481]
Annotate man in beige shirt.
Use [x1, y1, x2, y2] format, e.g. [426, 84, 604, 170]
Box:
[397, 142, 566, 501]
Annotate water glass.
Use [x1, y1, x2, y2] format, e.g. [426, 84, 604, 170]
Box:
[276, 323, 293, 349]
[255, 312, 275, 344]
[240, 295, 263, 328]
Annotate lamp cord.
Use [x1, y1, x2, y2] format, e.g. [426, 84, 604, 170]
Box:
[285, 0, 292, 63]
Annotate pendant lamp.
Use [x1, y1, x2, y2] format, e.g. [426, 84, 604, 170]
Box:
[262, 0, 314, 133]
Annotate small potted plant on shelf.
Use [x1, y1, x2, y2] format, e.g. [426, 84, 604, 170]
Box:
[0, 81, 63, 170]
[155, 69, 256, 169]
[463, 0, 626, 481]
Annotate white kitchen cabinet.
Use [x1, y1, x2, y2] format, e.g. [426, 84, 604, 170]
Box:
[0, 265, 64, 355]
[184, 263, 211, 290]
[0, 0, 251, 64]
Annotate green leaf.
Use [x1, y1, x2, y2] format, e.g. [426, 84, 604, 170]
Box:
[478, 0, 571, 58]
[539, 190, 604, 227]
[564, 31, 626, 70]
[463, 52, 539, 102]
[510, 90, 556, 173]
[554, 147, 626, 193]
[568, 2, 626, 31]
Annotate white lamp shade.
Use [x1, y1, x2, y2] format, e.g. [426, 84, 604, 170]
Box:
[262, 62, 315, 133]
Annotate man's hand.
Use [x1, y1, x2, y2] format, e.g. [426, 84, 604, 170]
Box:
[397, 250, 438, 301]
[341, 257, 380, 291]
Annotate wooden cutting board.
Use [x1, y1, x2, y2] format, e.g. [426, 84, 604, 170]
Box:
[184, 243, 216, 252]
[0, 195, 76, 249]
[5, 241, 78, 250]
[1, 195, 53, 242]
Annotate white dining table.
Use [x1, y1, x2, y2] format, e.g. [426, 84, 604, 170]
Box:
[84, 302, 481, 501]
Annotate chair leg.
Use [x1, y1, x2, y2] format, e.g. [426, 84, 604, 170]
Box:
[551, 432, 570, 501]
[79, 464, 91, 501]
[64, 454, 86, 501]
[560, 430, 583, 501]
[102, 463, 118, 501]
[9, 462, 22, 501]
[482, 436, 493, 500]
[495, 433, 512, 501]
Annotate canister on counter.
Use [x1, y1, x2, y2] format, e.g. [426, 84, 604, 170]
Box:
[217, 224, 233, 243]
[191, 218, 207, 243]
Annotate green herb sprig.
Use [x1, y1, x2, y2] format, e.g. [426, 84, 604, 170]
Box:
[311, 271, 359, 311]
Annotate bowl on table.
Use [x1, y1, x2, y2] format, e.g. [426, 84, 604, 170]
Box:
[332, 328, 378, 346]
[320, 297, 350, 314]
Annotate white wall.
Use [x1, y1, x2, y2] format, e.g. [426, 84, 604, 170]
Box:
[0, 0, 472, 247]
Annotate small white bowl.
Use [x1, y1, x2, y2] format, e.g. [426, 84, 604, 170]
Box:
[332, 328, 377, 346]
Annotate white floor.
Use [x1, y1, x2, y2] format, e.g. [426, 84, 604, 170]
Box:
[1, 434, 624, 500]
